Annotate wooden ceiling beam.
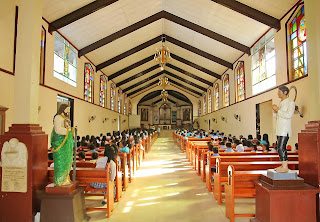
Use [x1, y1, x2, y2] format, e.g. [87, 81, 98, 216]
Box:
[168, 90, 194, 103]
[116, 65, 159, 87]
[170, 53, 221, 79]
[79, 11, 164, 56]
[123, 71, 164, 92]
[49, 0, 119, 33]
[211, 0, 280, 30]
[128, 80, 159, 97]
[166, 63, 213, 86]
[165, 35, 233, 69]
[107, 55, 154, 80]
[164, 70, 207, 92]
[139, 91, 161, 103]
[96, 35, 161, 69]
[164, 11, 251, 54]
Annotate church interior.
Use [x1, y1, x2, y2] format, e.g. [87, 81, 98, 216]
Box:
[0, 0, 320, 221]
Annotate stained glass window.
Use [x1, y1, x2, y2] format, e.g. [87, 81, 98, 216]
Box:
[100, 75, 107, 107]
[235, 61, 245, 102]
[53, 32, 77, 87]
[223, 75, 230, 107]
[128, 100, 132, 115]
[84, 63, 94, 103]
[124, 94, 127, 115]
[203, 94, 207, 115]
[252, 29, 276, 95]
[214, 83, 219, 111]
[288, 5, 307, 80]
[118, 89, 122, 113]
[110, 83, 116, 111]
[208, 89, 212, 113]
[198, 100, 201, 117]
[40, 27, 46, 85]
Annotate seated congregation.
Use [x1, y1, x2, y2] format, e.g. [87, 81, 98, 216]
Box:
[173, 129, 299, 221]
[48, 128, 158, 218]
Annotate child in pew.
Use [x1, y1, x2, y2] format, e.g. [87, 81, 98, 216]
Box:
[235, 139, 244, 152]
[119, 140, 129, 154]
[224, 142, 235, 152]
[250, 142, 257, 152]
[256, 141, 263, 151]
[88, 143, 98, 153]
[78, 151, 86, 161]
[89, 146, 116, 205]
[80, 136, 88, 147]
[90, 152, 99, 164]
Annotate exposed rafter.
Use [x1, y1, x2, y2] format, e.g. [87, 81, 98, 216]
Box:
[116, 65, 159, 87]
[79, 12, 164, 56]
[128, 80, 159, 97]
[123, 71, 164, 92]
[168, 91, 193, 103]
[164, 11, 250, 54]
[164, 71, 207, 92]
[166, 64, 212, 86]
[49, 0, 119, 33]
[78, 11, 250, 58]
[211, 0, 280, 30]
[96, 35, 161, 70]
[171, 54, 221, 79]
[165, 36, 233, 69]
[139, 91, 161, 103]
[168, 78, 202, 96]
[152, 99, 163, 104]
[107, 55, 154, 80]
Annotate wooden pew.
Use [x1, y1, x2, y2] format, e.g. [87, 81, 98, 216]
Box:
[213, 158, 299, 204]
[118, 153, 129, 191]
[48, 164, 114, 218]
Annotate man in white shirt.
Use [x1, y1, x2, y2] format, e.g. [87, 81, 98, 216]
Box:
[272, 86, 295, 173]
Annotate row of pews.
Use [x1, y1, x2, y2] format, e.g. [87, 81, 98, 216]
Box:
[47, 132, 158, 218]
[173, 132, 298, 222]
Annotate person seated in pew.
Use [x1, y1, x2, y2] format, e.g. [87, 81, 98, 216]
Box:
[85, 135, 90, 144]
[219, 140, 226, 150]
[248, 134, 253, 140]
[88, 144, 98, 153]
[295, 143, 298, 151]
[80, 136, 88, 147]
[262, 143, 270, 152]
[76, 136, 81, 148]
[256, 141, 263, 151]
[79, 151, 86, 161]
[250, 142, 257, 152]
[224, 142, 235, 152]
[106, 133, 111, 140]
[96, 136, 101, 147]
[187, 131, 193, 137]
[89, 146, 116, 205]
[235, 139, 244, 152]
[261, 134, 270, 147]
[90, 152, 99, 164]
[119, 141, 129, 154]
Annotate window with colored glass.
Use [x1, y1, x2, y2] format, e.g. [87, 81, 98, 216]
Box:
[124, 94, 127, 115]
[203, 94, 206, 115]
[110, 83, 116, 111]
[84, 63, 94, 103]
[214, 83, 219, 111]
[223, 75, 230, 107]
[251, 29, 275, 95]
[198, 100, 201, 116]
[118, 89, 122, 113]
[100, 75, 107, 107]
[208, 89, 212, 113]
[54, 32, 77, 87]
[128, 100, 132, 115]
[235, 61, 245, 102]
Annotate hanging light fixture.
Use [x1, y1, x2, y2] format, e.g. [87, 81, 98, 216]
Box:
[160, 89, 168, 102]
[158, 76, 169, 89]
[154, 36, 172, 70]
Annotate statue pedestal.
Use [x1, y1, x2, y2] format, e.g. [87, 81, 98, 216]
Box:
[46, 181, 79, 195]
[40, 187, 90, 222]
[0, 124, 48, 222]
[250, 179, 319, 222]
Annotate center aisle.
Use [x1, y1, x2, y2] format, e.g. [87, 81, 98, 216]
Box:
[90, 130, 245, 222]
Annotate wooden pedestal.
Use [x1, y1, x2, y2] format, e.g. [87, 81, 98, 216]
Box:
[0, 124, 48, 222]
[250, 181, 319, 222]
[40, 187, 89, 222]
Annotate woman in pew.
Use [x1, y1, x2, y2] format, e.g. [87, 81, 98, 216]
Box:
[89, 145, 116, 205]
[79, 151, 86, 161]
[80, 136, 88, 147]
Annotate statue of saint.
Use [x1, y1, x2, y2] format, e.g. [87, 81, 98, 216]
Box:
[51, 104, 73, 186]
[272, 86, 295, 173]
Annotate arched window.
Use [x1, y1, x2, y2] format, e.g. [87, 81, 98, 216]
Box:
[203, 94, 206, 115]
[198, 100, 201, 117]
[118, 89, 122, 113]
[123, 94, 127, 115]
[235, 61, 245, 102]
[223, 75, 230, 107]
[214, 83, 219, 111]
[287, 5, 307, 80]
[128, 100, 132, 115]
[208, 89, 212, 113]
[110, 83, 116, 111]
[84, 63, 94, 103]
[100, 75, 107, 107]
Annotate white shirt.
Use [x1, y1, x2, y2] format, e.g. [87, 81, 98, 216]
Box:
[96, 157, 108, 168]
[236, 144, 244, 152]
[109, 160, 116, 181]
[274, 98, 295, 137]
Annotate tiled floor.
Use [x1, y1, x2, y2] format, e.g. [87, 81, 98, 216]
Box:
[88, 131, 254, 222]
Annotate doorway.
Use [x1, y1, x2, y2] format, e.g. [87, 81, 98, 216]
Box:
[57, 95, 74, 127]
[256, 100, 273, 142]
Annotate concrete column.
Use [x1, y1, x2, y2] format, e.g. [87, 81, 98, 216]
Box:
[305, 0, 320, 120]
[13, 0, 43, 124]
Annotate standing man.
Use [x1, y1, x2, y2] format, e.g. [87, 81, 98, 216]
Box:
[272, 86, 295, 173]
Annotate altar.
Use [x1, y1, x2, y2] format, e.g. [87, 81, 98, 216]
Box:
[159, 124, 171, 130]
